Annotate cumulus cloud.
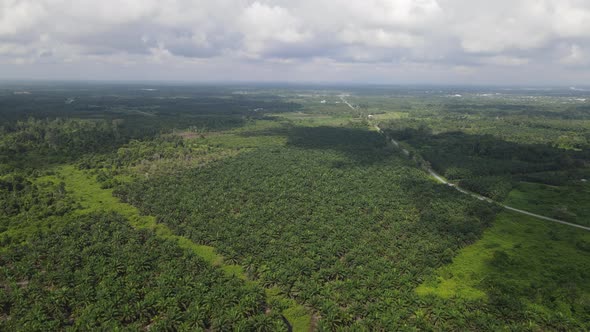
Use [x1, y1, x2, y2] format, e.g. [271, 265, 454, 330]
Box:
[238, 2, 311, 58]
[1, 0, 590, 83]
[560, 44, 590, 66]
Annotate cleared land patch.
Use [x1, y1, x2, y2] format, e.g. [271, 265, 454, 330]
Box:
[416, 209, 590, 327]
[504, 181, 590, 227]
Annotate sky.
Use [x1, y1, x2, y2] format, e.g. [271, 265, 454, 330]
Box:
[1, 0, 590, 85]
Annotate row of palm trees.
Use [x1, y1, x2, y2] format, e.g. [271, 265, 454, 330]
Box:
[1, 212, 288, 331]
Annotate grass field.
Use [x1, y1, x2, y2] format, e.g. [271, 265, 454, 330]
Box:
[505, 181, 590, 227]
[416, 209, 590, 323]
[270, 109, 365, 127]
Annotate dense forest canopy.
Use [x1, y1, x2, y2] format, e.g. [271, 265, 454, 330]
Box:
[1, 83, 589, 331]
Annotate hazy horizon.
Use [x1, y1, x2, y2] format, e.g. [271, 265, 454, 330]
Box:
[2, 79, 590, 89]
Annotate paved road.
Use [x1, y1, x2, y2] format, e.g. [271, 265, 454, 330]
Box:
[339, 94, 356, 110]
[378, 124, 590, 232]
[502, 205, 590, 231]
[339, 95, 589, 231]
[422, 157, 590, 231]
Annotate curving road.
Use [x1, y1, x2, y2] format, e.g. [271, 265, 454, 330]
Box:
[339, 95, 590, 231]
[379, 125, 590, 231]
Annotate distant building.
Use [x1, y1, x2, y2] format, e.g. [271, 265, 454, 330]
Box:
[320, 100, 326, 104]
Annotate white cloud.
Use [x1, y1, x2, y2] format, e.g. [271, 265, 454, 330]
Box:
[338, 0, 443, 28]
[552, 1, 590, 38]
[560, 44, 590, 66]
[338, 28, 421, 49]
[1, 0, 590, 82]
[444, 0, 552, 53]
[238, 2, 310, 57]
[479, 56, 530, 67]
[0, 0, 45, 36]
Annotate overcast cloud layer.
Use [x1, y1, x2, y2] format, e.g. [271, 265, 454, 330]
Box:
[1, 0, 590, 84]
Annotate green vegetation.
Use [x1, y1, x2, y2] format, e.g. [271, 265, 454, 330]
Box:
[417, 211, 590, 329]
[1, 83, 589, 330]
[377, 91, 590, 225]
[505, 182, 590, 224]
[55, 164, 311, 328]
[117, 124, 512, 330]
[0, 171, 76, 249]
[1, 212, 285, 331]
